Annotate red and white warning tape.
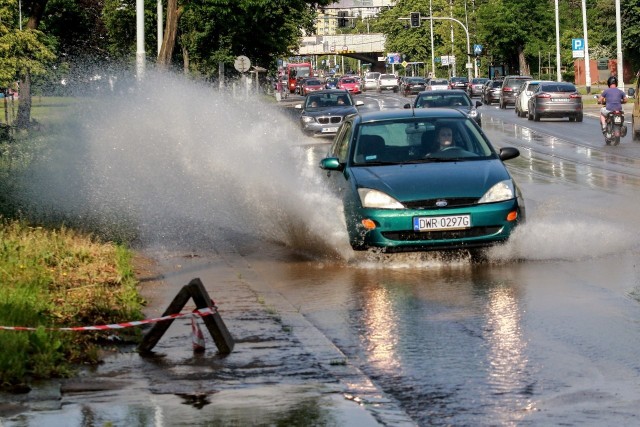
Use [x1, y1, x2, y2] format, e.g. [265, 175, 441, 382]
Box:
[0, 307, 216, 332]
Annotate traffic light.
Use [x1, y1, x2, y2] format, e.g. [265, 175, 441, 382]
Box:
[410, 12, 421, 28]
[338, 11, 347, 28]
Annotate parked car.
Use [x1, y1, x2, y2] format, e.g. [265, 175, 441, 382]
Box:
[324, 77, 339, 89]
[482, 79, 504, 105]
[515, 80, 548, 118]
[362, 72, 380, 92]
[295, 89, 364, 137]
[301, 78, 324, 96]
[449, 76, 469, 91]
[527, 81, 583, 122]
[319, 108, 525, 252]
[377, 74, 399, 92]
[337, 77, 361, 94]
[402, 77, 428, 96]
[499, 75, 532, 109]
[409, 89, 483, 127]
[467, 77, 489, 97]
[426, 78, 450, 91]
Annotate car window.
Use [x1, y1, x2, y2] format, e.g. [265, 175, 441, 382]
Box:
[539, 83, 577, 92]
[416, 94, 471, 108]
[330, 121, 353, 163]
[351, 118, 494, 165]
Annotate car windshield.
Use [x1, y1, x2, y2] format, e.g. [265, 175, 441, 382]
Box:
[431, 79, 448, 85]
[352, 117, 495, 166]
[407, 78, 426, 83]
[415, 93, 472, 108]
[341, 78, 356, 84]
[305, 93, 353, 108]
[472, 78, 488, 84]
[380, 74, 396, 79]
[539, 83, 577, 92]
[305, 79, 322, 86]
[491, 81, 503, 88]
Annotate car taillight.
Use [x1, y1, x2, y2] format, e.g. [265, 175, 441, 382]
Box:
[570, 93, 581, 99]
[503, 87, 513, 92]
[536, 93, 551, 98]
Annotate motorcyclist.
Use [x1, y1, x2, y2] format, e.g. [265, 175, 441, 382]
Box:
[597, 75, 627, 134]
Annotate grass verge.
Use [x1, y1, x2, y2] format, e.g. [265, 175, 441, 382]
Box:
[1, 97, 146, 392]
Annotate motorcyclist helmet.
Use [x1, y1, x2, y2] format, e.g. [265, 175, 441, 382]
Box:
[607, 75, 618, 87]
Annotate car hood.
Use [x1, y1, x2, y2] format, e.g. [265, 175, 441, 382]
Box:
[304, 106, 357, 116]
[349, 160, 511, 201]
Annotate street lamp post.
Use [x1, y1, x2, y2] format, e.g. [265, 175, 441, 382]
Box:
[426, 16, 473, 81]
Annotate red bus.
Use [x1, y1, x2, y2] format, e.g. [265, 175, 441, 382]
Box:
[287, 62, 313, 93]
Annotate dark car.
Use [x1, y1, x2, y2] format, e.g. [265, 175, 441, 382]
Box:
[527, 82, 584, 122]
[467, 77, 489, 97]
[295, 89, 364, 137]
[319, 108, 524, 252]
[325, 77, 339, 89]
[408, 89, 483, 127]
[402, 77, 428, 96]
[483, 79, 504, 105]
[499, 75, 532, 109]
[450, 76, 469, 91]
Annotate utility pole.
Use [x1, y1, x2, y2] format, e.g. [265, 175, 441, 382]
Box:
[581, 0, 591, 93]
[136, 0, 145, 80]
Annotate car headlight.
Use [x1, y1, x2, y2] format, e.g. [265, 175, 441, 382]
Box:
[478, 180, 515, 203]
[358, 188, 404, 209]
[468, 109, 478, 118]
[301, 116, 315, 124]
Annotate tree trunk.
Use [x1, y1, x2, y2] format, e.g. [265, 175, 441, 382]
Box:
[15, 0, 48, 129]
[518, 46, 530, 76]
[182, 42, 189, 74]
[157, 0, 183, 69]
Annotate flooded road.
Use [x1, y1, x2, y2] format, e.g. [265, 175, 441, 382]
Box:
[3, 80, 640, 426]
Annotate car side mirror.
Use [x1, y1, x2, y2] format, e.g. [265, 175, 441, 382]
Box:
[475, 101, 482, 108]
[499, 147, 520, 161]
[403, 103, 412, 109]
[319, 157, 344, 171]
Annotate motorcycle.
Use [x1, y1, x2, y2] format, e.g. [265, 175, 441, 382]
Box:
[604, 110, 627, 146]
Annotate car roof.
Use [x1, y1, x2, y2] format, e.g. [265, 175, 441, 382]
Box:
[305, 89, 351, 95]
[355, 107, 467, 124]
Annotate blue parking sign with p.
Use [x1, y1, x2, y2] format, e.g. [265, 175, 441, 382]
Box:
[572, 38, 584, 51]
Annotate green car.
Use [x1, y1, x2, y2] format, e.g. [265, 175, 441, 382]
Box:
[319, 108, 525, 252]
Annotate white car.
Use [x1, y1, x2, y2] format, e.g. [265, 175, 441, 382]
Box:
[362, 72, 380, 92]
[377, 74, 399, 92]
[426, 78, 450, 91]
[515, 80, 547, 118]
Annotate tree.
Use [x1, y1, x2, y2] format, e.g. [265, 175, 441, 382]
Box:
[0, 0, 55, 127]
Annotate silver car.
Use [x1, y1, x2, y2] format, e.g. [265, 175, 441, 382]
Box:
[295, 89, 364, 137]
[527, 82, 583, 122]
[362, 72, 380, 92]
[426, 78, 450, 91]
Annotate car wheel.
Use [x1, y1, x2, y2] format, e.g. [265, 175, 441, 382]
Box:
[569, 116, 575, 122]
[533, 110, 540, 121]
[633, 117, 640, 141]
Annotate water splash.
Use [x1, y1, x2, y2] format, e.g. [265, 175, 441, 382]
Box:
[16, 72, 353, 259]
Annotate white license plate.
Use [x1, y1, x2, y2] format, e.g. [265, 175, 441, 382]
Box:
[551, 98, 570, 102]
[321, 127, 338, 133]
[413, 215, 471, 231]
[613, 116, 623, 124]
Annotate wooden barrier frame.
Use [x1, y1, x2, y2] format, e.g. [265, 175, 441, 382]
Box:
[138, 278, 234, 354]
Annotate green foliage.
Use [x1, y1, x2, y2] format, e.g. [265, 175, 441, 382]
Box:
[0, 216, 145, 389]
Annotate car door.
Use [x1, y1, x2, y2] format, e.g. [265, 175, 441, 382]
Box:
[323, 120, 355, 200]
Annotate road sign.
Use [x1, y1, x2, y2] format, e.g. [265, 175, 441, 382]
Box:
[473, 44, 482, 55]
[572, 38, 584, 51]
[572, 38, 585, 58]
[387, 53, 401, 64]
[234, 55, 251, 73]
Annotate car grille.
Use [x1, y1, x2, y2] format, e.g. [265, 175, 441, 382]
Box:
[403, 197, 478, 209]
[382, 226, 503, 242]
[317, 116, 343, 125]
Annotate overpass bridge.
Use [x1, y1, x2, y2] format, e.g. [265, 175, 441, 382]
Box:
[297, 33, 388, 71]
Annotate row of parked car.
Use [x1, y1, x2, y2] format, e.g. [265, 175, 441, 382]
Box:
[475, 75, 584, 122]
